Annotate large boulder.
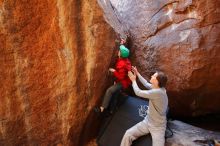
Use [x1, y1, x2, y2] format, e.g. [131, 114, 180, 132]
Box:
[166, 120, 220, 146]
[0, 0, 115, 145]
[99, 0, 220, 117]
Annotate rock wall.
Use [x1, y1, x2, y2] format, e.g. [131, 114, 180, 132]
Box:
[99, 0, 220, 117]
[166, 120, 220, 146]
[0, 0, 115, 145]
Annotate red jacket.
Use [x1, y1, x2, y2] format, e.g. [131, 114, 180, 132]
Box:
[113, 58, 132, 89]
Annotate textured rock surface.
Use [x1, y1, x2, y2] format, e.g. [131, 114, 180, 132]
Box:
[99, 0, 220, 117]
[166, 120, 220, 146]
[0, 0, 115, 145]
[82, 120, 220, 146]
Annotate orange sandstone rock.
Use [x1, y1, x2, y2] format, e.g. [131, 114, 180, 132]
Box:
[0, 0, 115, 145]
[100, 0, 220, 117]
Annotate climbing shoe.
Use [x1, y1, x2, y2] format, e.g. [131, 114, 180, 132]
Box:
[94, 107, 102, 113]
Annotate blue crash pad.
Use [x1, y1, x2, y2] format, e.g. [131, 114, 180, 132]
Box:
[97, 96, 152, 146]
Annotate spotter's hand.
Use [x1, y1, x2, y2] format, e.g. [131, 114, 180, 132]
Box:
[131, 66, 139, 75]
[128, 71, 136, 82]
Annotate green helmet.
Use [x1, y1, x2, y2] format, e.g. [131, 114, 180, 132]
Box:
[119, 45, 129, 58]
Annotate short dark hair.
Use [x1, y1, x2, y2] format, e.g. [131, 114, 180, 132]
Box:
[156, 71, 168, 88]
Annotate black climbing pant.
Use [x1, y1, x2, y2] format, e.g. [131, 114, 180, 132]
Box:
[101, 83, 122, 109]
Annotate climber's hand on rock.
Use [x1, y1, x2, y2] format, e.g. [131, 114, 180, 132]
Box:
[120, 38, 126, 45]
[109, 68, 116, 72]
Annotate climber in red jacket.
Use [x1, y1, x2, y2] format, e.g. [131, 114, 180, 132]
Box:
[94, 39, 131, 113]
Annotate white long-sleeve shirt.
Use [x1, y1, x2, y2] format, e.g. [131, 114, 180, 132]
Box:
[132, 73, 168, 127]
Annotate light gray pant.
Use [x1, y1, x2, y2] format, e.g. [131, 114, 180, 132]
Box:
[101, 83, 122, 109]
[120, 120, 166, 146]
